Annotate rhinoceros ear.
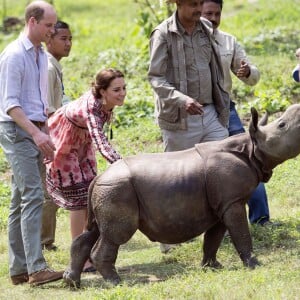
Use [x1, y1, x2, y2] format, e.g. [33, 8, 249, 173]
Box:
[249, 107, 259, 135]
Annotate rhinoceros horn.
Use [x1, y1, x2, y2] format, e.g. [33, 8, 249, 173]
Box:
[258, 111, 269, 126]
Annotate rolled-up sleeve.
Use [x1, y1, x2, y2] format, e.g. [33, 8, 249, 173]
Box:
[232, 41, 260, 86]
[0, 52, 23, 114]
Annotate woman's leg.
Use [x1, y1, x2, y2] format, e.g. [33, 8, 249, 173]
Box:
[70, 209, 87, 240]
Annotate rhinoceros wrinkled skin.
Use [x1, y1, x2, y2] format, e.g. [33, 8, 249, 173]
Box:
[63, 104, 300, 288]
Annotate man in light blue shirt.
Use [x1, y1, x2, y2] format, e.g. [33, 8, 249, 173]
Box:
[0, 0, 63, 286]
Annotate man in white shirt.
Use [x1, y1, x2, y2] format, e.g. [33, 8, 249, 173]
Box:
[201, 0, 271, 226]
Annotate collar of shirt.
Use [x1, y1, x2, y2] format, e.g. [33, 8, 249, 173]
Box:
[173, 12, 203, 35]
[176, 15, 203, 36]
[19, 32, 44, 53]
[213, 29, 223, 46]
[47, 52, 63, 74]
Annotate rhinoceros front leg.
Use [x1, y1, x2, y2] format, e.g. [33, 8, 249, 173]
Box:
[201, 221, 226, 269]
[91, 236, 121, 285]
[63, 223, 99, 288]
[223, 203, 260, 268]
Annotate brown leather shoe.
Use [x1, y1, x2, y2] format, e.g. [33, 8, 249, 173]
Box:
[29, 268, 63, 286]
[11, 272, 29, 285]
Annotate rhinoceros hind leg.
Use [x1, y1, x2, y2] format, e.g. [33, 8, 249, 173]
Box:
[201, 221, 226, 268]
[63, 223, 99, 288]
[91, 236, 121, 285]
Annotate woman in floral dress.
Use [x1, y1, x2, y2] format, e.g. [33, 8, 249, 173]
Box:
[46, 68, 126, 271]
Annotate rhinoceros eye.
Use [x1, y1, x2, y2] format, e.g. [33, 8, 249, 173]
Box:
[278, 121, 286, 129]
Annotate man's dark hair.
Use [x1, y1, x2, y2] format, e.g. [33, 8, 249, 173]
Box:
[52, 20, 70, 36]
[203, 0, 223, 10]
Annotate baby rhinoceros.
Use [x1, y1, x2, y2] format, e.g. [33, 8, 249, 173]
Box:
[64, 104, 300, 288]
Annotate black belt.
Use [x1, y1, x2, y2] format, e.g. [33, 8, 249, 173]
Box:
[31, 120, 46, 129]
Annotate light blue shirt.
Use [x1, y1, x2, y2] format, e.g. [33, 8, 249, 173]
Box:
[0, 33, 48, 122]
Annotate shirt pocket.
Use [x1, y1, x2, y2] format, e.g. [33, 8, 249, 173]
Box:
[157, 99, 180, 123]
[184, 43, 196, 67]
[196, 34, 212, 63]
[220, 50, 233, 67]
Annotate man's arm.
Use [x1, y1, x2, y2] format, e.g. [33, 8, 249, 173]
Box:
[8, 107, 55, 162]
[148, 29, 203, 115]
[47, 65, 57, 116]
[232, 40, 260, 86]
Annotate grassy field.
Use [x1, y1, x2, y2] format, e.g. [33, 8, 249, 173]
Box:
[0, 0, 300, 299]
[0, 125, 299, 299]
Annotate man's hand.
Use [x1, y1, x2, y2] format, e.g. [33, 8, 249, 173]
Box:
[295, 48, 300, 62]
[185, 98, 205, 115]
[237, 60, 251, 78]
[8, 107, 55, 163]
[32, 130, 56, 163]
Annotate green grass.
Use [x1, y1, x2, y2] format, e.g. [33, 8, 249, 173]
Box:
[0, 130, 299, 300]
[0, 0, 300, 299]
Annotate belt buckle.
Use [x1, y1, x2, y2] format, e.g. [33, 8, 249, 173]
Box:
[31, 120, 45, 129]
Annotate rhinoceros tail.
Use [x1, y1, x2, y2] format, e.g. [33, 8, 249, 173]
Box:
[87, 175, 99, 231]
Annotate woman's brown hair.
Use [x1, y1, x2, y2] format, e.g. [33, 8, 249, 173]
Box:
[91, 68, 124, 99]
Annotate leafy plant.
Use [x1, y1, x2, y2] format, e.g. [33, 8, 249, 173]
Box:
[241, 89, 291, 114]
[243, 27, 300, 56]
[133, 0, 173, 38]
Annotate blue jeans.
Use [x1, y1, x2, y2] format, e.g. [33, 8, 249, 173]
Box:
[228, 102, 270, 224]
[0, 122, 47, 276]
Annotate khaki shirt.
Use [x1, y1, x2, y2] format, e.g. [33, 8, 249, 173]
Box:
[47, 52, 63, 115]
[148, 13, 230, 130]
[177, 20, 213, 104]
[214, 29, 260, 95]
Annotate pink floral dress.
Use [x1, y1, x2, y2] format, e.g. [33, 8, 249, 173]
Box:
[46, 90, 121, 210]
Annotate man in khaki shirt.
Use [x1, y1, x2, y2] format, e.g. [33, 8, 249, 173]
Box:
[41, 20, 72, 251]
[148, 0, 229, 153]
[201, 0, 271, 226]
[148, 0, 230, 253]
